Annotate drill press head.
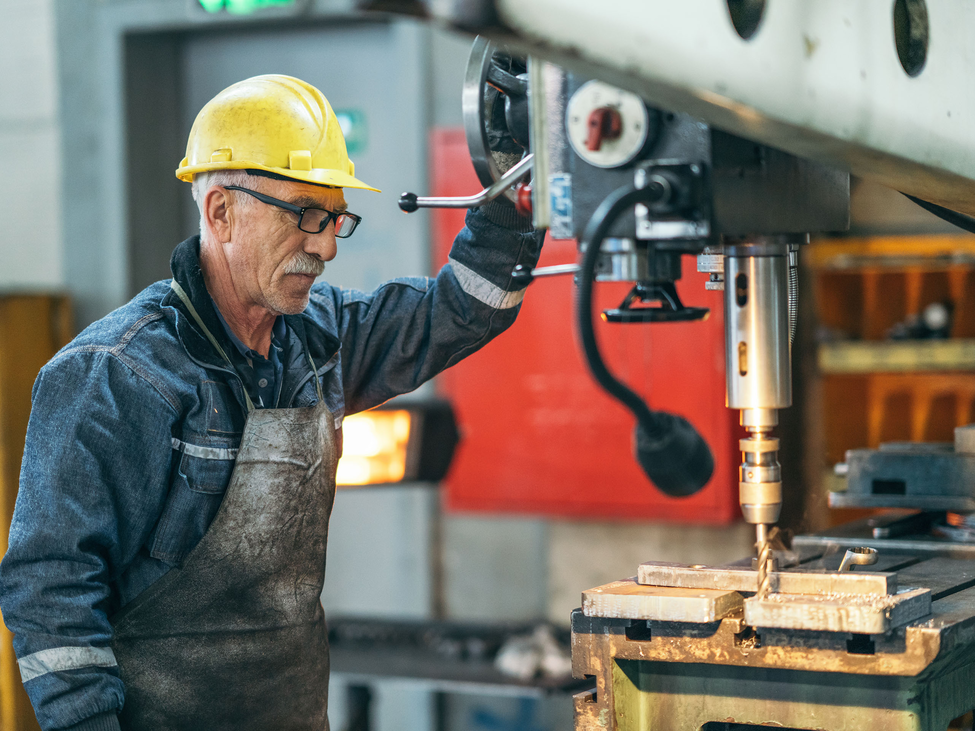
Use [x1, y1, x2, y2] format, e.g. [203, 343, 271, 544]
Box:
[723, 239, 801, 533]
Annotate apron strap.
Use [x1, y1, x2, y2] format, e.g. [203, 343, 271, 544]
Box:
[170, 280, 255, 414]
[306, 352, 325, 404]
[170, 280, 326, 411]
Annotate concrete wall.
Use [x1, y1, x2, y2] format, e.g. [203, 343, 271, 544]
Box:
[0, 0, 63, 291]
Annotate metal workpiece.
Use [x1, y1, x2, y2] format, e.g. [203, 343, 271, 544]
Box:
[582, 579, 743, 623]
[744, 587, 932, 635]
[590, 558, 931, 634]
[636, 561, 896, 597]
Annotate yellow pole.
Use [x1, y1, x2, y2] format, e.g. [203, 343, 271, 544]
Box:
[0, 296, 70, 731]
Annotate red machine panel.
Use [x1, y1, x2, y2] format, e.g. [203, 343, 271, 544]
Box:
[431, 128, 739, 522]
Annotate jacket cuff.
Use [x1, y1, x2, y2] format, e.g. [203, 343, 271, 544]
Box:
[59, 712, 121, 731]
[479, 199, 534, 233]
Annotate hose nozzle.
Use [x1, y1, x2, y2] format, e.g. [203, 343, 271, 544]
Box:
[635, 414, 714, 497]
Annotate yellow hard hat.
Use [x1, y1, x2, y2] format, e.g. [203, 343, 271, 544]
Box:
[176, 74, 380, 192]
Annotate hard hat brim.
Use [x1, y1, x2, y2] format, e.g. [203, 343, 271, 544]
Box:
[176, 161, 381, 193]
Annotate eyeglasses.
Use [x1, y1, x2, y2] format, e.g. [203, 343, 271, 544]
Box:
[224, 185, 362, 238]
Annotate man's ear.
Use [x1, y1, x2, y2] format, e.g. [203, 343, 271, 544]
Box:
[203, 186, 233, 244]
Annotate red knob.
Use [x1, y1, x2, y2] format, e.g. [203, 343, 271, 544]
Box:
[515, 182, 533, 218]
[586, 106, 623, 151]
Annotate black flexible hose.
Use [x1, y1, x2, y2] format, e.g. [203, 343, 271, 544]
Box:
[577, 183, 714, 497]
[577, 185, 663, 435]
[902, 193, 975, 235]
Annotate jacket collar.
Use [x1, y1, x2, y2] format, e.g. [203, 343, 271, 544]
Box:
[162, 236, 340, 376]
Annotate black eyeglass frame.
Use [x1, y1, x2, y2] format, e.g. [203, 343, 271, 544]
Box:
[223, 185, 362, 237]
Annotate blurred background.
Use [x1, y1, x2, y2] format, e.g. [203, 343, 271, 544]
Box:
[0, 1, 970, 730]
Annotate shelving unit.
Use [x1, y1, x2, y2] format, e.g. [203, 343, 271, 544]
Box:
[818, 339, 975, 374]
[807, 236, 975, 527]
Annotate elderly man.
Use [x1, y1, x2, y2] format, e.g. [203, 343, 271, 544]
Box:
[0, 75, 539, 731]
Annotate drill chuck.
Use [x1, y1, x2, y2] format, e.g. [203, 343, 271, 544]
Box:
[739, 431, 782, 525]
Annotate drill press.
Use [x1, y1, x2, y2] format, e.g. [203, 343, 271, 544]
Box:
[402, 46, 844, 571]
[374, 11, 975, 725]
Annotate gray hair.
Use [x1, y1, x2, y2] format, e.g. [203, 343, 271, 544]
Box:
[191, 170, 259, 244]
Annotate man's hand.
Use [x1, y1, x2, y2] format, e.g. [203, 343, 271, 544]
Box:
[479, 195, 533, 233]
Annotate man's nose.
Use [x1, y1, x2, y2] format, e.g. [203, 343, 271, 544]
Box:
[304, 230, 338, 262]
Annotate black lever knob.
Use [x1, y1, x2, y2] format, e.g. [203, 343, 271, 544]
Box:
[398, 192, 419, 213]
[510, 264, 534, 287]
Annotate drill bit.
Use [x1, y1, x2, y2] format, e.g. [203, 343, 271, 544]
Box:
[755, 523, 772, 598]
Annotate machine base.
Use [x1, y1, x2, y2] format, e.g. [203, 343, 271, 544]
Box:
[573, 548, 975, 731]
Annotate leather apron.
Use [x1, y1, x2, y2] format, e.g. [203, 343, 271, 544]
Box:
[110, 281, 336, 731]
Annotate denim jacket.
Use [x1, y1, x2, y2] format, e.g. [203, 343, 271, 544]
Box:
[0, 207, 541, 731]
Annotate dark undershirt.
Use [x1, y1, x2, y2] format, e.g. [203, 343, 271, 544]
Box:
[210, 298, 288, 409]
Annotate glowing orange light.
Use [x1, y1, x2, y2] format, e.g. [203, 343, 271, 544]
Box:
[335, 410, 412, 486]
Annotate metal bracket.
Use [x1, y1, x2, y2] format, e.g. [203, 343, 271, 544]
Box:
[633, 163, 710, 241]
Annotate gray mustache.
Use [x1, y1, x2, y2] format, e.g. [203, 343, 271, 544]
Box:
[284, 251, 325, 277]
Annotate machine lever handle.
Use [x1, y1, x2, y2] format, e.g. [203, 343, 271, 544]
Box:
[399, 155, 533, 212]
[511, 263, 579, 287]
